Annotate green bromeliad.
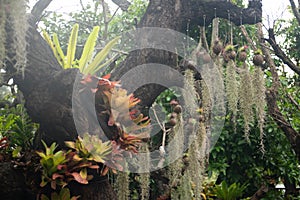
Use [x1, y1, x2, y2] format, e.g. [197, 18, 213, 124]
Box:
[43, 24, 120, 75]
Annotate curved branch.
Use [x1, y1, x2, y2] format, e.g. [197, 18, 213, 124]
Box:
[30, 0, 53, 24]
[111, 0, 131, 11]
[257, 24, 300, 162]
[289, 0, 300, 25]
[266, 28, 300, 76]
[181, 0, 262, 28]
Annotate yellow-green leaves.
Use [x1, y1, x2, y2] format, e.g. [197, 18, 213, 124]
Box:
[42, 24, 120, 75]
[82, 36, 120, 75]
[52, 33, 66, 67]
[78, 26, 100, 72]
[66, 24, 79, 69]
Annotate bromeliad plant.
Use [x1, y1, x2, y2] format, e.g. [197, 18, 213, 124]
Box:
[37, 73, 150, 197]
[37, 140, 98, 189]
[40, 188, 80, 200]
[43, 24, 120, 75]
[212, 181, 248, 200]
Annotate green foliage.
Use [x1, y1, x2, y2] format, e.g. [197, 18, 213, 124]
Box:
[277, 74, 300, 132]
[276, 16, 300, 63]
[40, 188, 80, 200]
[37, 141, 69, 188]
[65, 133, 112, 164]
[0, 104, 37, 153]
[213, 181, 248, 200]
[109, 0, 148, 33]
[37, 133, 114, 189]
[208, 115, 300, 197]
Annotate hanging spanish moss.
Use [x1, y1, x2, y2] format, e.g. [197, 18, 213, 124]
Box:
[179, 170, 193, 200]
[183, 69, 205, 200]
[167, 113, 184, 199]
[115, 171, 130, 200]
[183, 69, 198, 116]
[138, 143, 150, 200]
[253, 67, 266, 153]
[0, 0, 28, 77]
[9, 0, 28, 77]
[0, 2, 6, 69]
[225, 60, 239, 132]
[239, 63, 254, 141]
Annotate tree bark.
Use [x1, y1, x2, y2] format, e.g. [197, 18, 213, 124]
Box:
[112, 0, 262, 107]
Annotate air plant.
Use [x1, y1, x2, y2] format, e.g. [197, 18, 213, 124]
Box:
[238, 45, 248, 62]
[253, 49, 264, 67]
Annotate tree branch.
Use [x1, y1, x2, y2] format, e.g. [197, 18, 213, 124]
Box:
[181, 0, 262, 28]
[251, 184, 268, 200]
[240, 25, 257, 51]
[111, 0, 131, 11]
[289, 0, 300, 25]
[266, 28, 300, 76]
[30, 0, 53, 24]
[257, 23, 300, 162]
[286, 93, 300, 111]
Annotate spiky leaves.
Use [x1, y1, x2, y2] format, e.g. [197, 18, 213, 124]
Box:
[79, 26, 100, 71]
[225, 60, 239, 131]
[84, 36, 120, 75]
[42, 25, 120, 75]
[239, 63, 254, 141]
[253, 67, 266, 153]
[66, 24, 79, 69]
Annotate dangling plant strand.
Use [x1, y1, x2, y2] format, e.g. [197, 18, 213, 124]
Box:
[115, 171, 130, 200]
[167, 113, 184, 199]
[0, 3, 6, 69]
[239, 63, 254, 141]
[253, 67, 266, 153]
[183, 69, 205, 200]
[183, 69, 198, 116]
[138, 143, 150, 200]
[10, 0, 28, 77]
[225, 60, 239, 132]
